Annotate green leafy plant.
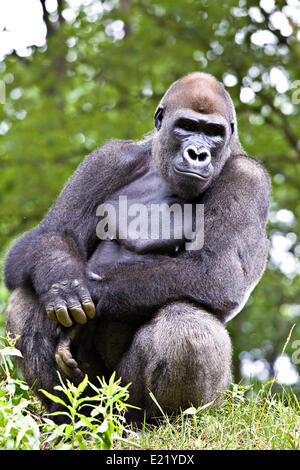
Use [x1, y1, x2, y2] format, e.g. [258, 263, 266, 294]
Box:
[0, 333, 138, 450]
[41, 372, 137, 450]
[0, 333, 41, 450]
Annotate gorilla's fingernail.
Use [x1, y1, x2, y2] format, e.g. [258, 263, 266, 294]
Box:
[89, 272, 103, 281]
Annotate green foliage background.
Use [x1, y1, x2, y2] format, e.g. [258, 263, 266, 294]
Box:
[0, 0, 299, 393]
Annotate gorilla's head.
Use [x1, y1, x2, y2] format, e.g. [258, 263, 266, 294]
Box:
[152, 72, 243, 199]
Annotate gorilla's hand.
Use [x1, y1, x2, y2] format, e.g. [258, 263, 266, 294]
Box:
[41, 278, 95, 327]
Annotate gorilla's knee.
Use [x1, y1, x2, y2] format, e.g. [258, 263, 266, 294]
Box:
[117, 302, 232, 417]
[6, 287, 36, 337]
[5, 288, 60, 407]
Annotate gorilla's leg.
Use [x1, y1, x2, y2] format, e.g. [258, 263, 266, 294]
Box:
[116, 302, 232, 424]
[5, 288, 106, 418]
[5, 288, 63, 411]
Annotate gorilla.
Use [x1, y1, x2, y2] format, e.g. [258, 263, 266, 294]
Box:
[4, 72, 270, 425]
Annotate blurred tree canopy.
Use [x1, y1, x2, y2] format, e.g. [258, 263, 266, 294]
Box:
[0, 0, 300, 391]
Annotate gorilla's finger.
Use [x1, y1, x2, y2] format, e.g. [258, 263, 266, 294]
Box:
[57, 344, 78, 368]
[68, 304, 87, 325]
[81, 299, 96, 320]
[55, 352, 82, 378]
[68, 323, 82, 342]
[55, 305, 73, 327]
[46, 306, 58, 323]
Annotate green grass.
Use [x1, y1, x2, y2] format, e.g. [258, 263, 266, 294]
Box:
[1, 330, 300, 450]
[117, 384, 300, 450]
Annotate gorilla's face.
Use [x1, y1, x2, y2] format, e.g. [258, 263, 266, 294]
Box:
[166, 109, 228, 194]
[152, 72, 237, 199]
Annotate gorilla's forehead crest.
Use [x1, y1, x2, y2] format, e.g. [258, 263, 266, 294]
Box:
[162, 72, 234, 120]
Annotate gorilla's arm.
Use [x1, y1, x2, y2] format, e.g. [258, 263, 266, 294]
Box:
[4, 140, 146, 326]
[95, 156, 270, 323]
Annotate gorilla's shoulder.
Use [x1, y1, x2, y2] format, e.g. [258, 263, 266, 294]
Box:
[90, 137, 152, 156]
[86, 137, 153, 169]
[227, 153, 271, 190]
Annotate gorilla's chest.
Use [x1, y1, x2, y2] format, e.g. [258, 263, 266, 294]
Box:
[88, 166, 203, 271]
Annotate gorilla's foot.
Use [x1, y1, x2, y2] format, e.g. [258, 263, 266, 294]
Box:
[55, 324, 83, 378]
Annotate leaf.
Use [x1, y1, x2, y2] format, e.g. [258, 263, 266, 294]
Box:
[97, 419, 109, 434]
[77, 374, 89, 395]
[12, 400, 31, 415]
[16, 427, 27, 448]
[47, 411, 70, 418]
[197, 400, 215, 411]
[182, 407, 197, 415]
[64, 424, 73, 437]
[40, 389, 67, 407]
[0, 347, 23, 358]
[91, 405, 105, 418]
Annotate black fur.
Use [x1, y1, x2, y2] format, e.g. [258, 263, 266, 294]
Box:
[4, 73, 270, 424]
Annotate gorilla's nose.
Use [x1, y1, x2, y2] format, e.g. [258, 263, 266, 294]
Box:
[183, 145, 211, 167]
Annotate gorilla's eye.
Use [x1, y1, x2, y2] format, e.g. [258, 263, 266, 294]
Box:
[176, 118, 199, 133]
[204, 124, 225, 137]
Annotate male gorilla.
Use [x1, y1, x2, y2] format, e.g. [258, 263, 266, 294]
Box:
[4, 72, 270, 424]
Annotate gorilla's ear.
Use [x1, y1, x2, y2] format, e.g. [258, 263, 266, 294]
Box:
[230, 121, 235, 135]
[154, 106, 164, 130]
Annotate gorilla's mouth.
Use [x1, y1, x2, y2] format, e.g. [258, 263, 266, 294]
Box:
[174, 166, 210, 181]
